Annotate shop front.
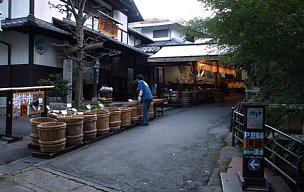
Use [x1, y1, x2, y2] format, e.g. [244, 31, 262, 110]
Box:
[147, 44, 245, 105]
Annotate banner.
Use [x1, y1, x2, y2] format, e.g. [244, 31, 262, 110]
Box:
[98, 17, 118, 38]
[13, 91, 45, 116]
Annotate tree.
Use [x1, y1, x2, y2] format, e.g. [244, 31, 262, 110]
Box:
[187, 0, 304, 103]
[49, 0, 89, 107]
[50, 0, 121, 107]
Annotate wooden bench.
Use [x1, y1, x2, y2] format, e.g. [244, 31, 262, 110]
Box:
[152, 98, 167, 119]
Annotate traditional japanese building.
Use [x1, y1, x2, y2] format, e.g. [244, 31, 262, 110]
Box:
[0, 0, 153, 100]
[130, 21, 245, 98]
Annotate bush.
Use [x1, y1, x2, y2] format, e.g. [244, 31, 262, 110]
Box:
[38, 74, 72, 102]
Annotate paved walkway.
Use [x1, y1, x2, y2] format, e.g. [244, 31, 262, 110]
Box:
[0, 103, 242, 192]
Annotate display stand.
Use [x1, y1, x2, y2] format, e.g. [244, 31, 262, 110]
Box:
[0, 86, 54, 143]
[238, 103, 272, 191]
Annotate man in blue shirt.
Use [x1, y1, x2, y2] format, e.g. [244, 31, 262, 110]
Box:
[136, 74, 153, 126]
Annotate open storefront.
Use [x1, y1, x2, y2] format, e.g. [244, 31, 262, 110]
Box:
[148, 44, 245, 104]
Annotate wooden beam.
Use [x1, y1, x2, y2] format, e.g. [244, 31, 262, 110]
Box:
[65, 42, 104, 53]
[0, 86, 54, 92]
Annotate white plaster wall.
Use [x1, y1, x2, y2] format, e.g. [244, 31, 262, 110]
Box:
[170, 25, 184, 41]
[0, 0, 9, 19]
[34, 35, 63, 68]
[0, 31, 29, 65]
[114, 10, 128, 43]
[128, 36, 142, 47]
[135, 39, 141, 46]
[84, 17, 94, 29]
[47, 0, 74, 22]
[128, 35, 135, 46]
[134, 24, 184, 42]
[35, 0, 63, 22]
[0, 0, 29, 19]
[12, 0, 30, 18]
[114, 10, 127, 31]
[139, 27, 153, 40]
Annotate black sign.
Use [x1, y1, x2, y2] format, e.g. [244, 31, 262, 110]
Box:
[242, 103, 265, 179]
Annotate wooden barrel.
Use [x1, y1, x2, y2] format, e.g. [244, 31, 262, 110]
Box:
[57, 116, 84, 147]
[95, 109, 110, 135]
[37, 122, 66, 153]
[120, 107, 132, 127]
[47, 111, 73, 119]
[169, 91, 179, 103]
[149, 102, 154, 119]
[181, 91, 192, 107]
[82, 113, 97, 141]
[123, 100, 139, 107]
[30, 117, 57, 146]
[47, 111, 58, 119]
[130, 105, 139, 124]
[108, 107, 121, 131]
[99, 90, 113, 98]
[191, 90, 197, 103]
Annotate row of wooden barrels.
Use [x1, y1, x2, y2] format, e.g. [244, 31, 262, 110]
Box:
[30, 102, 155, 153]
[170, 89, 217, 106]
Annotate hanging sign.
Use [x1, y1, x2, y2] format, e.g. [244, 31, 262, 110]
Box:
[13, 91, 45, 116]
[98, 17, 118, 38]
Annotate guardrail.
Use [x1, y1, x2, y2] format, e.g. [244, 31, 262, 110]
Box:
[230, 103, 304, 192]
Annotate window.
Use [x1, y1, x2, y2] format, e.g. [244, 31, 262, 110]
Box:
[153, 29, 169, 38]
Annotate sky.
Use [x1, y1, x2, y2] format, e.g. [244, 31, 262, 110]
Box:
[133, 0, 213, 21]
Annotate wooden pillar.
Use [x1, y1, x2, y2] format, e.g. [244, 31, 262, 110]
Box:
[6, 90, 13, 136]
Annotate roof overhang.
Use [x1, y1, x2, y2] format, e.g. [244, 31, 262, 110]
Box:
[101, 0, 143, 22]
[0, 15, 72, 39]
[148, 56, 219, 63]
[148, 44, 224, 63]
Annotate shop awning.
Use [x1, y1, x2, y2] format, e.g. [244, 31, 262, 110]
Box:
[148, 44, 225, 63]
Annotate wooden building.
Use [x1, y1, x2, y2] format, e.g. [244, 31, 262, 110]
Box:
[0, 0, 153, 100]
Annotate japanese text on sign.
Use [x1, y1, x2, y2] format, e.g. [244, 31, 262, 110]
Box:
[98, 17, 118, 38]
[243, 140, 265, 148]
[243, 149, 264, 157]
[246, 107, 264, 129]
[244, 131, 264, 140]
[13, 91, 45, 116]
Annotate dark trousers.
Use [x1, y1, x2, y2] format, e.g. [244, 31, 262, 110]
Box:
[142, 99, 152, 124]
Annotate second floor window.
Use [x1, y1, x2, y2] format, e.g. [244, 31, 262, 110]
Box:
[153, 29, 169, 38]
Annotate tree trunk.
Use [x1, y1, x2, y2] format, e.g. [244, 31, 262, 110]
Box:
[74, 17, 85, 107]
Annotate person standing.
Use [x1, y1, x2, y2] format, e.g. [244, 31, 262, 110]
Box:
[136, 74, 152, 126]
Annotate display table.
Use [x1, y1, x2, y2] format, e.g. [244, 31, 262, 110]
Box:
[152, 98, 168, 119]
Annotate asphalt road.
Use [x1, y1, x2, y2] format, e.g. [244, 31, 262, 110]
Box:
[41, 103, 232, 192]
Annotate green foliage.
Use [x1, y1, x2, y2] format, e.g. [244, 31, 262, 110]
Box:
[38, 74, 72, 100]
[181, 18, 210, 41]
[265, 105, 285, 129]
[187, 0, 304, 103]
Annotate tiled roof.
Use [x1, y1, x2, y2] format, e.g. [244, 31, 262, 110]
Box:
[137, 46, 160, 54]
[1, 15, 71, 35]
[137, 38, 188, 53]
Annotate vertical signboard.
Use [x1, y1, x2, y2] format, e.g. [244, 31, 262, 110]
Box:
[242, 103, 265, 179]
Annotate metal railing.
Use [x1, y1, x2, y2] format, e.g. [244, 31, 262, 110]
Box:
[231, 103, 304, 192]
